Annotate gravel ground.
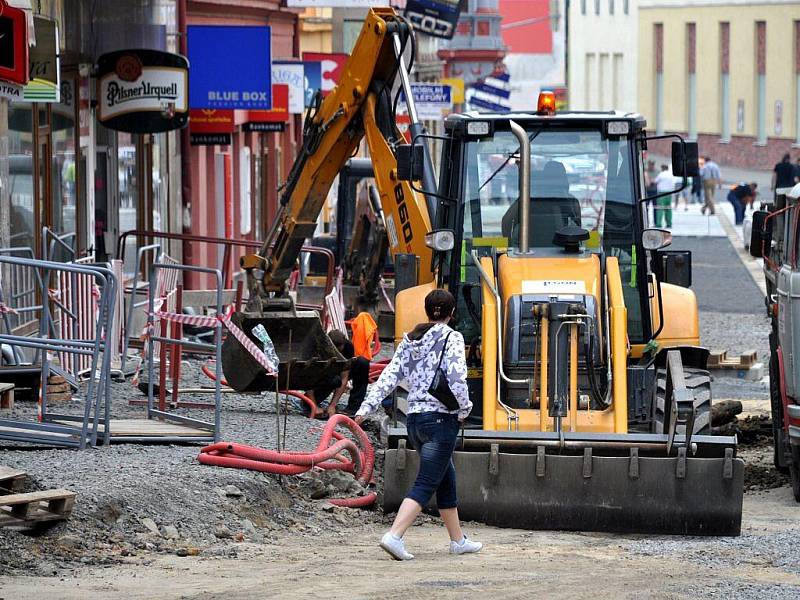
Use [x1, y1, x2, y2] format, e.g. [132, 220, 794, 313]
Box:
[0, 363, 391, 576]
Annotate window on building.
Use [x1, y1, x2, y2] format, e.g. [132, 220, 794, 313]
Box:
[623, 0, 629, 14]
[595, 0, 600, 15]
[720, 22, 730, 141]
[654, 23, 664, 135]
[795, 21, 800, 145]
[581, 0, 586, 15]
[609, 0, 614, 15]
[756, 21, 767, 144]
[477, 20, 490, 36]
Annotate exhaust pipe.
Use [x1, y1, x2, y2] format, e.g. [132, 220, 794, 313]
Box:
[509, 120, 531, 253]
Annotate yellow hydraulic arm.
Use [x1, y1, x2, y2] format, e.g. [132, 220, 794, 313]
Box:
[242, 8, 434, 305]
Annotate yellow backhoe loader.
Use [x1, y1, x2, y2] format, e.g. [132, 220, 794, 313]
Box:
[223, 7, 744, 535]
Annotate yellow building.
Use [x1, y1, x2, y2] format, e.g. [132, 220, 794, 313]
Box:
[299, 7, 333, 54]
[638, 1, 800, 170]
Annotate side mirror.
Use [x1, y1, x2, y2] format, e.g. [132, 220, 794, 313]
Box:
[653, 250, 692, 288]
[671, 141, 699, 178]
[642, 228, 672, 251]
[396, 143, 425, 182]
[749, 210, 771, 258]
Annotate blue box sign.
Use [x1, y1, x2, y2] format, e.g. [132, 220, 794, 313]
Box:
[188, 25, 272, 110]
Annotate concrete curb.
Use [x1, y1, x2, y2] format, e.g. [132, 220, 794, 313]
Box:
[715, 209, 767, 295]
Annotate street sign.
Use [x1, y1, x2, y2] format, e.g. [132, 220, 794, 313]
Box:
[400, 83, 452, 119]
[0, 0, 29, 86]
[404, 0, 463, 40]
[23, 16, 60, 102]
[303, 61, 322, 107]
[189, 109, 234, 146]
[272, 62, 305, 115]
[188, 25, 272, 110]
[286, 0, 383, 5]
[97, 49, 189, 133]
[302, 52, 347, 96]
[244, 84, 289, 132]
[440, 77, 464, 104]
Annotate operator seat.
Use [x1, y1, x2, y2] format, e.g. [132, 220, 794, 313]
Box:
[501, 161, 582, 248]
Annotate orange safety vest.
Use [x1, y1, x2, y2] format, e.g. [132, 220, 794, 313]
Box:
[350, 312, 378, 360]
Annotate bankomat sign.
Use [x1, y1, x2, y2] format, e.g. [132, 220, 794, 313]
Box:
[404, 0, 462, 40]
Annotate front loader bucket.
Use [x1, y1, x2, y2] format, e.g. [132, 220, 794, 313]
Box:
[221, 310, 350, 392]
[384, 430, 744, 536]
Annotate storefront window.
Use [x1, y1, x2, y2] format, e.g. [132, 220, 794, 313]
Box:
[8, 103, 35, 249]
[51, 98, 77, 237]
[118, 132, 139, 277]
[152, 133, 169, 231]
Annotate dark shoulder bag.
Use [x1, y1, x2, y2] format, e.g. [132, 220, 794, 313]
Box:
[427, 331, 460, 411]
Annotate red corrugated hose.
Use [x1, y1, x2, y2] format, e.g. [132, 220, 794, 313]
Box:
[198, 414, 376, 507]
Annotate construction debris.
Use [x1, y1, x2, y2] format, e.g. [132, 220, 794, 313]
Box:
[711, 399, 743, 427]
[0, 466, 76, 529]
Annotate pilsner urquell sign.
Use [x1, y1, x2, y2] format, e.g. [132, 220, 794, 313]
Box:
[97, 49, 189, 133]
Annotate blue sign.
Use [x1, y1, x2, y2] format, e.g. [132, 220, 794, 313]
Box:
[303, 61, 321, 108]
[188, 25, 272, 110]
[410, 83, 451, 105]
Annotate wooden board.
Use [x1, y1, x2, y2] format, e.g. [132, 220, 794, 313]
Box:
[0, 489, 76, 527]
[106, 419, 212, 437]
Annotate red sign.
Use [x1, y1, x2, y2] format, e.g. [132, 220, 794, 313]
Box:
[0, 0, 30, 85]
[302, 52, 347, 96]
[246, 84, 289, 123]
[190, 109, 234, 134]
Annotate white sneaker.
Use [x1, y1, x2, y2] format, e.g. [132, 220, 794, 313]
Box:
[449, 535, 483, 555]
[380, 531, 414, 561]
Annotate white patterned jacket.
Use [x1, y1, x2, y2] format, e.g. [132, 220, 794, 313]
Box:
[356, 322, 472, 421]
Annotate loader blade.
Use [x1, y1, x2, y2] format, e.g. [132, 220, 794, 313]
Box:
[384, 432, 744, 536]
[221, 310, 350, 392]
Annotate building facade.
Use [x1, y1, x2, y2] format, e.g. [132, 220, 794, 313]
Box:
[638, 0, 799, 169]
[568, 0, 638, 112]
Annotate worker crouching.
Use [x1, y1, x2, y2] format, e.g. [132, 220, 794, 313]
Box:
[355, 289, 482, 560]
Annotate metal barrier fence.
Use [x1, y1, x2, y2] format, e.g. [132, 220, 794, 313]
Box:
[139, 261, 223, 444]
[0, 256, 117, 448]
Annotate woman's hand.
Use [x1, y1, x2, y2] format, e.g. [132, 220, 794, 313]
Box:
[354, 415, 365, 426]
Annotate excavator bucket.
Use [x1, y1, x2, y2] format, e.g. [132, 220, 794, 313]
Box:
[383, 430, 744, 536]
[221, 311, 350, 392]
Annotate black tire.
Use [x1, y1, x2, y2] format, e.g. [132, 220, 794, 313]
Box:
[768, 334, 790, 472]
[791, 446, 800, 503]
[653, 366, 711, 434]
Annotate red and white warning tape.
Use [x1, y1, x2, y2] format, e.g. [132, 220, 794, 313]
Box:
[153, 308, 278, 375]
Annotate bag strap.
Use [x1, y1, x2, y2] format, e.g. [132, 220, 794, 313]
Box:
[435, 331, 452, 372]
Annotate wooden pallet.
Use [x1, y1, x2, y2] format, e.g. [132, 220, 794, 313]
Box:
[0, 465, 26, 493]
[0, 382, 14, 410]
[0, 489, 76, 527]
[708, 350, 758, 370]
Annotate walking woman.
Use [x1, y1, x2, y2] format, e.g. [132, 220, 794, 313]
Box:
[355, 289, 481, 560]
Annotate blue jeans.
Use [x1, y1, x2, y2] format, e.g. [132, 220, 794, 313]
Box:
[728, 191, 745, 225]
[406, 412, 460, 510]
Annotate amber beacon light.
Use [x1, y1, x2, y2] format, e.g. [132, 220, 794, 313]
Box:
[537, 91, 556, 115]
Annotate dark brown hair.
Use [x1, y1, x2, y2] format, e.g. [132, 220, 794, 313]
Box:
[408, 289, 456, 340]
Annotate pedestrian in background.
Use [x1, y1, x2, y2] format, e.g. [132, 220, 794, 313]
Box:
[691, 172, 703, 205]
[355, 289, 480, 561]
[773, 153, 796, 199]
[701, 156, 721, 215]
[727, 182, 757, 225]
[654, 164, 674, 228]
[795, 156, 800, 184]
[645, 159, 658, 220]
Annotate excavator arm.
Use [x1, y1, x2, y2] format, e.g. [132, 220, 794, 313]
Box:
[241, 8, 433, 309]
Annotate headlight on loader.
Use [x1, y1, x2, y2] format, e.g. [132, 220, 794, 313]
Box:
[425, 229, 455, 251]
